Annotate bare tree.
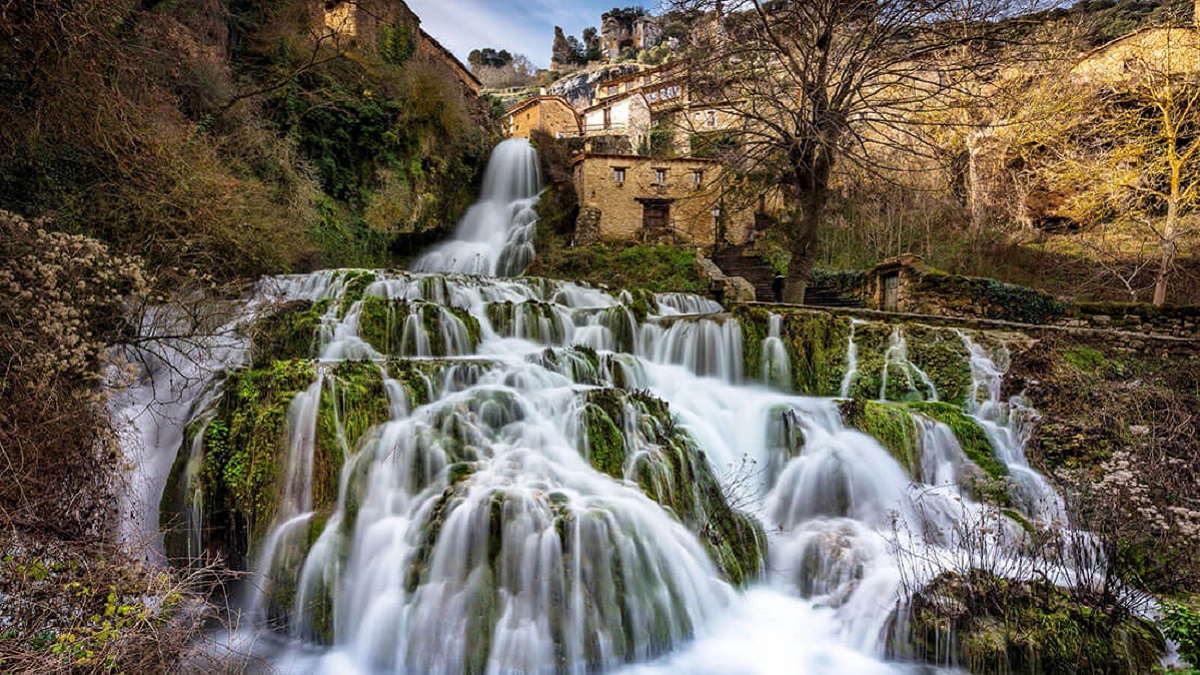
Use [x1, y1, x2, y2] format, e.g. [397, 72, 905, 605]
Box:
[669, 0, 1043, 301]
[1118, 41, 1200, 306]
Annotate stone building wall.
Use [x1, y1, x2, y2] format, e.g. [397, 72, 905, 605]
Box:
[573, 154, 754, 246]
[506, 97, 581, 139]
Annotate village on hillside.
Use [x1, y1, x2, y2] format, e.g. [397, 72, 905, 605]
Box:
[480, 2, 1200, 307]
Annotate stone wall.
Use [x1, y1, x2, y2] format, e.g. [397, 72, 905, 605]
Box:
[573, 154, 754, 246]
[507, 97, 581, 139]
[1059, 303, 1200, 339]
[813, 262, 1200, 341]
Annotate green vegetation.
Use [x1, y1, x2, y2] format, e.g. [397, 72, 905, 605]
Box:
[736, 306, 974, 404]
[838, 400, 922, 477]
[529, 243, 705, 293]
[580, 389, 765, 586]
[1162, 600, 1200, 671]
[908, 402, 1006, 480]
[197, 361, 317, 553]
[736, 305, 851, 396]
[916, 269, 1067, 325]
[357, 296, 482, 356]
[897, 570, 1165, 674]
[249, 300, 327, 366]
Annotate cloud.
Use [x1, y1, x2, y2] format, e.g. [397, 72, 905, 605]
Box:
[404, 0, 607, 68]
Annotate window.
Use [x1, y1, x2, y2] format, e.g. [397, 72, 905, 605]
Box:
[692, 170, 704, 189]
[654, 168, 668, 185]
[705, 111, 717, 129]
[613, 167, 626, 185]
[603, 107, 612, 130]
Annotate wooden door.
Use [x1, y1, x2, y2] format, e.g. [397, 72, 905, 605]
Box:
[642, 202, 670, 242]
[882, 272, 900, 312]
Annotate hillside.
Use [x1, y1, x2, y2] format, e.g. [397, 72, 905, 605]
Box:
[0, 0, 498, 284]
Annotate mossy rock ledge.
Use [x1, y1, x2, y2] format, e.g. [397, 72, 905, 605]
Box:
[888, 570, 1165, 674]
[579, 388, 766, 586]
[160, 359, 394, 564]
[734, 305, 977, 404]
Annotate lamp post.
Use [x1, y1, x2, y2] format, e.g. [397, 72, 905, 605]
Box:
[711, 204, 722, 259]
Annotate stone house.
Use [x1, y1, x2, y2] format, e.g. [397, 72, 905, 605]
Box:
[318, 0, 481, 95]
[601, 11, 663, 62]
[505, 96, 582, 139]
[577, 62, 695, 149]
[572, 154, 755, 247]
[581, 93, 652, 147]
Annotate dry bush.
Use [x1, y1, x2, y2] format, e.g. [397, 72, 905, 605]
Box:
[0, 530, 215, 674]
[1009, 337, 1200, 594]
[0, 212, 151, 538]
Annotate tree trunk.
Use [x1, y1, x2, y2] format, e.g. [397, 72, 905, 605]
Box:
[783, 184, 827, 304]
[1154, 187, 1180, 307]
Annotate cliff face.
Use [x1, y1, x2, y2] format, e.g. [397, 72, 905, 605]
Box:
[319, 0, 481, 94]
[547, 63, 642, 110]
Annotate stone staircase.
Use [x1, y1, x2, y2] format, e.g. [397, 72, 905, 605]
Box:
[713, 247, 775, 302]
[712, 246, 865, 307]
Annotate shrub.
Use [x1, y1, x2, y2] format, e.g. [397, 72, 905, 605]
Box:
[0, 211, 150, 537]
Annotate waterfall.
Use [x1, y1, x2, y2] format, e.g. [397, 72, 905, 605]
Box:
[108, 141, 1107, 675]
[838, 319, 861, 398]
[412, 138, 542, 277]
[761, 313, 792, 389]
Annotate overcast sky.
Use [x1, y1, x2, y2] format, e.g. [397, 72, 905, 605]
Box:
[405, 0, 657, 69]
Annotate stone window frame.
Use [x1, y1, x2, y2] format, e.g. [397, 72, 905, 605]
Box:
[613, 167, 627, 185]
[692, 169, 704, 189]
[653, 167, 668, 185]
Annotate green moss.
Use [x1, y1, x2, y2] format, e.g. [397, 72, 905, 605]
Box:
[178, 359, 387, 562]
[734, 305, 852, 396]
[384, 359, 436, 407]
[582, 402, 626, 479]
[196, 360, 317, 555]
[581, 388, 765, 586]
[528, 243, 705, 293]
[314, 360, 389, 512]
[901, 326, 973, 406]
[907, 402, 1007, 480]
[1061, 344, 1126, 378]
[337, 270, 377, 315]
[486, 300, 565, 343]
[626, 288, 658, 322]
[358, 296, 481, 357]
[838, 400, 921, 477]
[249, 301, 324, 366]
[895, 570, 1165, 674]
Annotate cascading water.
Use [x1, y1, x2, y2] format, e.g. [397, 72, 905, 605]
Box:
[113, 141, 1104, 675]
[412, 138, 542, 277]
